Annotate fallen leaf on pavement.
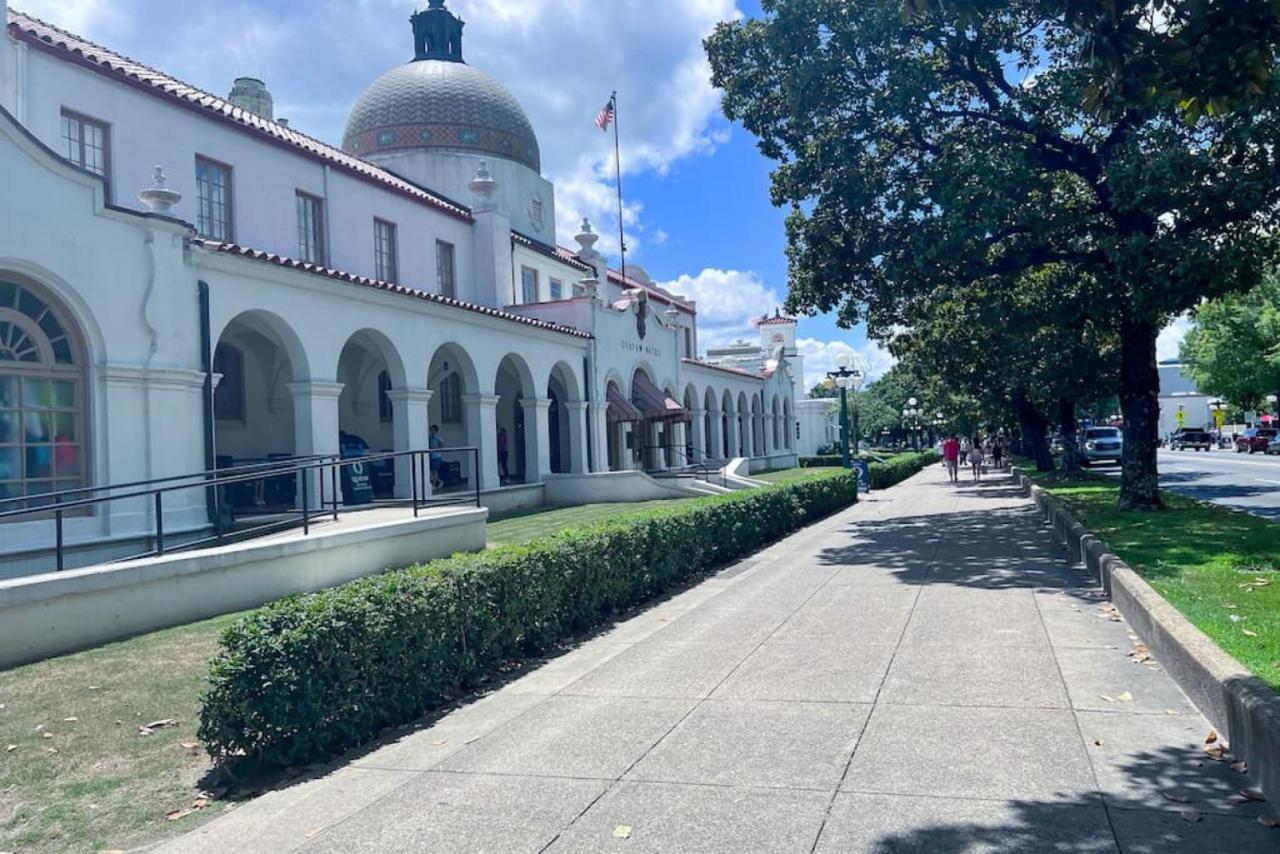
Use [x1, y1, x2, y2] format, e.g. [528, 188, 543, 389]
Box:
[1116, 691, 1133, 702]
[1162, 791, 1189, 804]
[1227, 794, 1251, 806]
[1260, 816, 1280, 829]
[62, 717, 77, 722]
[1242, 788, 1267, 802]
[1180, 808, 1201, 823]
[5, 745, 15, 752]
[1205, 729, 1218, 744]
[1231, 761, 1249, 774]
[613, 825, 632, 839]
[1164, 709, 1180, 716]
[1205, 743, 1230, 760]
[1094, 739, 1104, 746]
[45, 747, 58, 755]
[165, 809, 194, 821]
[41, 732, 53, 739]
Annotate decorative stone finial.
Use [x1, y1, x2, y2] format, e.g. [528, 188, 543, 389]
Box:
[575, 218, 599, 254]
[664, 305, 680, 324]
[469, 160, 497, 211]
[575, 276, 600, 299]
[137, 166, 181, 213]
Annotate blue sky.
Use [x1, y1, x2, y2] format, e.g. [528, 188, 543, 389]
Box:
[17, 0, 892, 388]
[13, 0, 1183, 384]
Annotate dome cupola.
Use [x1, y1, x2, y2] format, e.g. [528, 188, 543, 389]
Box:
[342, 1, 541, 173]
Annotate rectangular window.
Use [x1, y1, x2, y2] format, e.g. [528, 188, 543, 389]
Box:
[436, 240, 456, 297]
[521, 266, 539, 304]
[684, 328, 692, 357]
[195, 156, 234, 241]
[296, 191, 325, 264]
[60, 110, 110, 196]
[440, 373, 462, 424]
[549, 278, 564, 300]
[374, 219, 398, 282]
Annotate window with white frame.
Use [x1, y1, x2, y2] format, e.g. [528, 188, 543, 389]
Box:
[440, 373, 462, 424]
[296, 191, 325, 264]
[549, 277, 564, 300]
[195, 156, 234, 241]
[521, 266, 539, 304]
[60, 110, 110, 196]
[436, 240, 456, 297]
[374, 219, 398, 282]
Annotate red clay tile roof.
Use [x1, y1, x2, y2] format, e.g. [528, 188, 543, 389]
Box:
[607, 270, 695, 314]
[511, 232, 592, 272]
[7, 9, 473, 223]
[680, 357, 764, 380]
[755, 313, 797, 326]
[190, 239, 593, 339]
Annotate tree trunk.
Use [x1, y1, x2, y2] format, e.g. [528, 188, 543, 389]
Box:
[1013, 391, 1053, 471]
[1118, 318, 1164, 510]
[1058, 396, 1079, 472]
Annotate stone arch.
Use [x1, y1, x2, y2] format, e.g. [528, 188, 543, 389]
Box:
[428, 342, 479, 489]
[737, 391, 750, 458]
[334, 328, 408, 499]
[783, 397, 793, 450]
[546, 360, 581, 474]
[495, 352, 538, 484]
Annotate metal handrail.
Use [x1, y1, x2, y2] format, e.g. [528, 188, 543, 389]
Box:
[0, 453, 340, 510]
[1, 446, 482, 572]
[643, 444, 727, 488]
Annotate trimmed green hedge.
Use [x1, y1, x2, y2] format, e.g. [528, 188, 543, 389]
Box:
[198, 470, 859, 767]
[869, 451, 939, 489]
[799, 455, 844, 467]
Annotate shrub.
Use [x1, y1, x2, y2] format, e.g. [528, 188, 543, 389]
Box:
[799, 454, 844, 467]
[868, 450, 939, 490]
[199, 470, 859, 768]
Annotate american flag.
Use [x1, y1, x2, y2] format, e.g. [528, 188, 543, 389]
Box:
[595, 96, 615, 131]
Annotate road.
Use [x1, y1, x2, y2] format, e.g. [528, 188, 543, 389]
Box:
[1096, 449, 1280, 519]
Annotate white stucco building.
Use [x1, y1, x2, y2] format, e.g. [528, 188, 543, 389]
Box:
[0, 1, 801, 569]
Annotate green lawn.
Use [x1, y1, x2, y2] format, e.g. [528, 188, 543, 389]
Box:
[0, 613, 243, 852]
[1023, 468, 1280, 690]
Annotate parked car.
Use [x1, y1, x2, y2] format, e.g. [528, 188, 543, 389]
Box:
[1267, 436, 1280, 456]
[1080, 426, 1123, 466]
[1169, 428, 1213, 451]
[1235, 427, 1278, 454]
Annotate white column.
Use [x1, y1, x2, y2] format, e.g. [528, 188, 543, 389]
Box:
[566, 401, 590, 473]
[288, 381, 344, 509]
[521, 397, 552, 483]
[464, 393, 500, 491]
[386, 388, 432, 499]
[688, 408, 706, 463]
[672, 420, 688, 467]
[648, 421, 666, 471]
[724, 412, 738, 458]
[589, 400, 610, 472]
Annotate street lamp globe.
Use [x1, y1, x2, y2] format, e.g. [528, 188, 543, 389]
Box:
[834, 352, 851, 370]
[908, 396, 918, 407]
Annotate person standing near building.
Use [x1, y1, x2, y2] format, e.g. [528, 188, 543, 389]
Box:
[429, 424, 445, 490]
[942, 434, 960, 483]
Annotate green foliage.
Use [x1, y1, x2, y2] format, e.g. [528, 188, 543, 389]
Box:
[868, 451, 939, 489]
[1182, 274, 1280, 411]
[705, 0, 1280, 509]
[799, 455, 843, 468]
[199, 471, 874, 768]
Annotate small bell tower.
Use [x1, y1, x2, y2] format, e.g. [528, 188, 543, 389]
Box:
[411, 0, 466, 63]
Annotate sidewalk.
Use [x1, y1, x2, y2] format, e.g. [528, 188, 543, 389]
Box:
[161, 466, 1279, 853]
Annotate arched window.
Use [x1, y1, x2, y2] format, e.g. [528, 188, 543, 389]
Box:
[0, 278, 87, 507]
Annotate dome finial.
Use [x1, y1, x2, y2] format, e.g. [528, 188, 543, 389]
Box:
[411, 1, 465, 63]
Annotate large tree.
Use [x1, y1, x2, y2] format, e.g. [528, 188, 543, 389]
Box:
[707, 0, 1280, 508]
[1181, 273, 1280, 413]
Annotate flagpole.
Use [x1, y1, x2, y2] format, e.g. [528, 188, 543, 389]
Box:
[611, 90, 626, 279]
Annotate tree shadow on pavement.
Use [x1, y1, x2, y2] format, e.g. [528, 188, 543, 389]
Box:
[841, 744, 1279, 853]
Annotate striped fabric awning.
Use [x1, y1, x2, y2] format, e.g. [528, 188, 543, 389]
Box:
[631, 372, 688, 422]
[606, 383, 645, 423]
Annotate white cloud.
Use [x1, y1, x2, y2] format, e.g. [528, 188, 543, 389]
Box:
[33, 0, 741, 262]
[796, 337, 896, 392]
[658, 268, 782, 351]
[1157, 313, 1193, 362]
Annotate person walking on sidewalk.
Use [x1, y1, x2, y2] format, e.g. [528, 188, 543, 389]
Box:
[960, 435, 970, 465]
[942, 434, 961, 483]
[969, 435, 985, 482]
[991, 433, 1005, 470]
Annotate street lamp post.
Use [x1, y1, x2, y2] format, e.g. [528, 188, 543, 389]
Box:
[826, 354, 862, 469]
[934, 412, 945, 445]
[902, 397, 922, 450]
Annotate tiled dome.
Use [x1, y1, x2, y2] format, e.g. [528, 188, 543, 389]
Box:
[342, 60, 541, 173]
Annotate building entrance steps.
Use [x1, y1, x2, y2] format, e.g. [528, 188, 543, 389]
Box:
[165, 465, 1280, 853]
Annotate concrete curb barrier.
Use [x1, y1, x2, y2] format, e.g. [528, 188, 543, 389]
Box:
[1014, 468, 1280, 808]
